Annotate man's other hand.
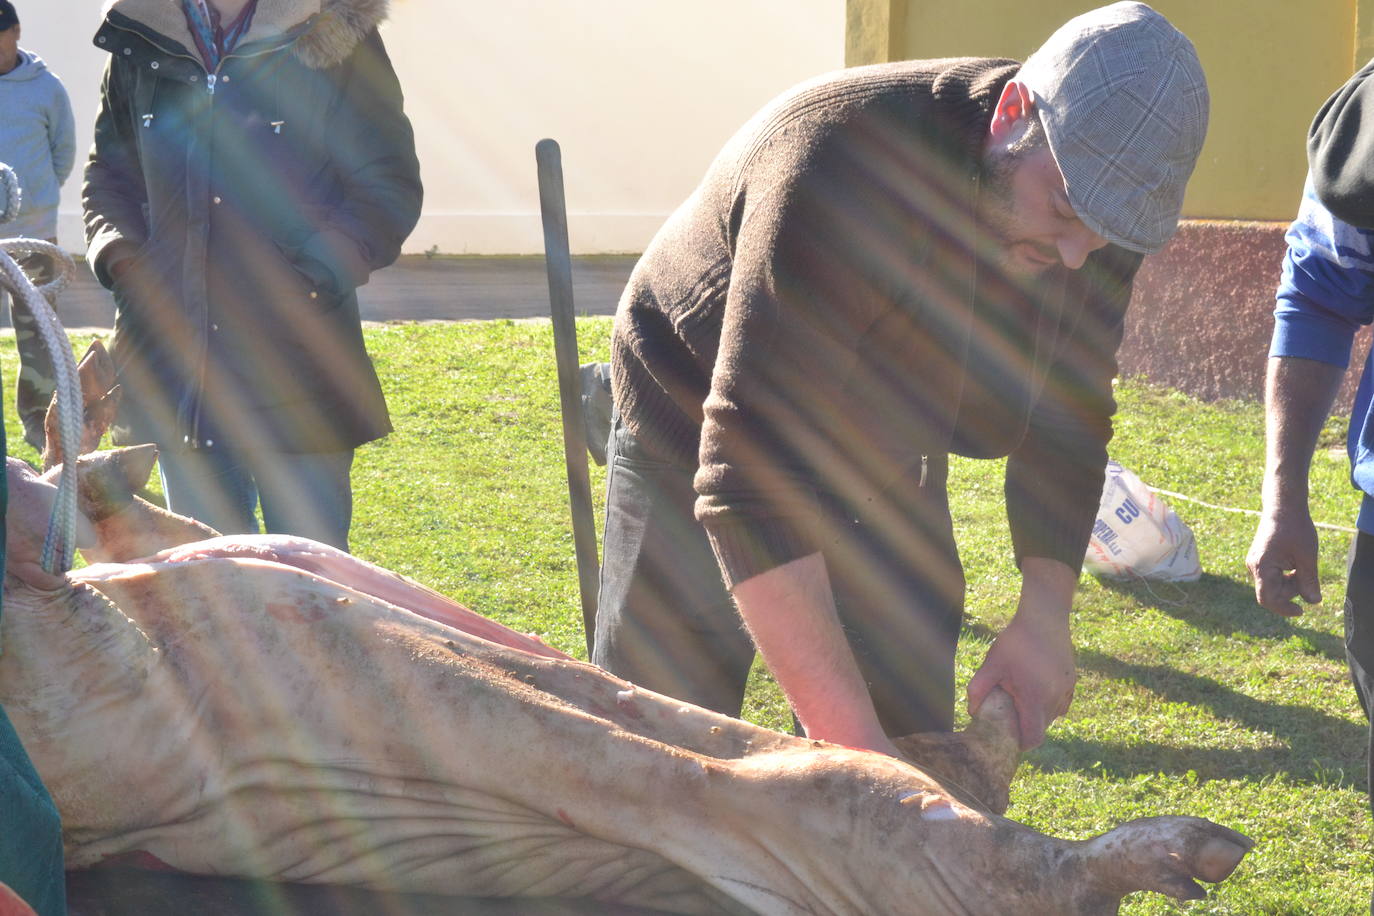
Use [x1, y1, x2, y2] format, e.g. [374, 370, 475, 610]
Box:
[1247, 508, 1322, 617]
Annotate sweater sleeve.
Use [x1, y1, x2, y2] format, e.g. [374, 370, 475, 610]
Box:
[694, 101, 976, 588]
[1004, 244, 1141, 570]
[694, 128, 903, 588]
[1272, 177, 1374, 366]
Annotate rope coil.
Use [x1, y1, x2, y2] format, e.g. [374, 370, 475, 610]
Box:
[0, 163, 84, 575]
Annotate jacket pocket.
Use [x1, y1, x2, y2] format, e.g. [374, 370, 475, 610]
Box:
[271, 239, 342, 310]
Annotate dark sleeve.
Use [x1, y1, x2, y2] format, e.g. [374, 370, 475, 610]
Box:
[299, 30, 423, 293]
[81, 58, 150, 288]
[695, 111, 968, 588]
[1004, 244, 1142, 570]
[1308, 58, 1374, 228]
[693, 154, 861, 589]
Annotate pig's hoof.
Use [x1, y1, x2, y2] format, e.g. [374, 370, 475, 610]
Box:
[1091, 815, 1253, 901]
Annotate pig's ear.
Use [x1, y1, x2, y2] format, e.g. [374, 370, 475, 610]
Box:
[81, 445, 159, 522]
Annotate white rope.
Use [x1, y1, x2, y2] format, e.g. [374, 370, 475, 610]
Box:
[0, 164, 83, 574]
[1149, 486, 1359, 535]
[0, 168, 19, 225]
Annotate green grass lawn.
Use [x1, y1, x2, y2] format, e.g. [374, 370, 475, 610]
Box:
[7, 319, 1368, 913]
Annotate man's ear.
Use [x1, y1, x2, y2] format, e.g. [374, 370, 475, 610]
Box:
[988, 79, 1037, 145]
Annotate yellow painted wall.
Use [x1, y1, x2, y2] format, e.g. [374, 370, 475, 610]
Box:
[847, 0, 1366, 221]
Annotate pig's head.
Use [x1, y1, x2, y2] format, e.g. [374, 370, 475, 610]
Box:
[4, 335, 133, 584]
[8, 443, 216, 577]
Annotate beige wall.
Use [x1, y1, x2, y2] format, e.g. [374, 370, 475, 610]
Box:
[20, 0, 844, 255]
[28, 1, 1350, 249]
[847, 0, 1369, 222]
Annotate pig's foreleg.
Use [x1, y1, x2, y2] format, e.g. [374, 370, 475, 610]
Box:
[900, 807, 1253, 914]
[151, 536, 571, 660]
[43, 444, 220, 564]
[83, 497, 219, 564]
[696, 749, 1254, 916]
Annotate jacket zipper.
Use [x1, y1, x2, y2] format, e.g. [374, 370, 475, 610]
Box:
[102, 19, 288, 96]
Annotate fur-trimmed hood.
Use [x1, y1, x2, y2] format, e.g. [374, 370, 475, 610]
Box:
[100, 0, 389, 70]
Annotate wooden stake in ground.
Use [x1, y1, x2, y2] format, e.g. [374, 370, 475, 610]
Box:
[536, 138, 600, 655]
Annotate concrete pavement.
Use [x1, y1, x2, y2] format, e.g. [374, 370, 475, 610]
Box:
[11, 254, 638, 330]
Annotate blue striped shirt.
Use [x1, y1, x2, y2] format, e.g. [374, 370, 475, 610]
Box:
[1273, 175, 1374, 531]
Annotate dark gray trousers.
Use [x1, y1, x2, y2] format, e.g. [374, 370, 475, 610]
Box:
[593, 416, 965, 737]
[1344, 532, 1374, 912]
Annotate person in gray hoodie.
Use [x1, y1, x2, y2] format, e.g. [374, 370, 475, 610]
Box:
[0, 0, 76, 451]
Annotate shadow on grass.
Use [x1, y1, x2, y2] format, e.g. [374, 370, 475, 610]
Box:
[961, 613, 1364, 789]
[1030, 650, 1367, 790]
[1095, 572, 1347, 663]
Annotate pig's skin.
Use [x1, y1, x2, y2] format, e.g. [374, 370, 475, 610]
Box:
[0, 532, 1250, 915]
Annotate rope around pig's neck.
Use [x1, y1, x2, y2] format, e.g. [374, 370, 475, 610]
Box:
[0, 164, 83, 575]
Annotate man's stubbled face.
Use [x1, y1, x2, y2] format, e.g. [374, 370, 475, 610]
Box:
[978, 123, 1108, 277]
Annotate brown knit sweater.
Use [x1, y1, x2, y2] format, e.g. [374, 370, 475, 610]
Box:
[611, 58, 1142, 589]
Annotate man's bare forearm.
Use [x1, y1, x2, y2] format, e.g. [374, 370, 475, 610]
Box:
[1262, 356, 1344, 511]
[1247, 355, 1346, 615]
[730, 552, 897, 756]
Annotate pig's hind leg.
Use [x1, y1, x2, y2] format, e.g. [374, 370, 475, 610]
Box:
[153, 535, 571, 660]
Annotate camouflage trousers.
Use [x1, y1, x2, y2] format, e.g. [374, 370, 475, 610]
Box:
[1, 245, 59, 453]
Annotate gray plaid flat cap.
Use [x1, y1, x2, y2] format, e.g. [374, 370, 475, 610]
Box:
[1017, 2, 1208, 254]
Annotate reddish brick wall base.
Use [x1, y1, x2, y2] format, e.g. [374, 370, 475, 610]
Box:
[1121, 219, 1368, 411]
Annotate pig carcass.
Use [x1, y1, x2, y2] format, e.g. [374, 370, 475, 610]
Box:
[0, 449, 1252, 916]
[1, 341, 1252, 915]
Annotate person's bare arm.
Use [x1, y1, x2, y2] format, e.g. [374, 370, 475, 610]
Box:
[731, 552, 899, 757]
[1246, 356, 1345, 616]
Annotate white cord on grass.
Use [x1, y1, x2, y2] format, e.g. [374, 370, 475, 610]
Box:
[1149, 486, 1358, 535]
